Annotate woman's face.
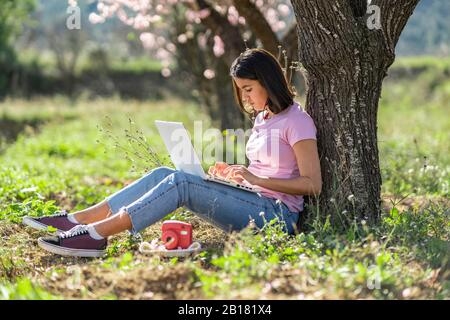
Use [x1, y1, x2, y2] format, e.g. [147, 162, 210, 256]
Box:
[233, 77, 269, 113]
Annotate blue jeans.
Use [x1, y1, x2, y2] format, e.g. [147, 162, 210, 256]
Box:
[105, 166, 300, 235]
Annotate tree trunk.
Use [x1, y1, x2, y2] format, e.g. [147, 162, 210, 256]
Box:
[214, 57, 247, 131]
[290, 0, 420, 224]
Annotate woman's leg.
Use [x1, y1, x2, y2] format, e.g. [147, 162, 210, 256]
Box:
[90, 169, 300, 238]
[72, 166, 176, 224]
[70, 200, 112, 224]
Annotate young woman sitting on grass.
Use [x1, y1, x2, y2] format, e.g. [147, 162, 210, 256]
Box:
[22, 48, 322, 258]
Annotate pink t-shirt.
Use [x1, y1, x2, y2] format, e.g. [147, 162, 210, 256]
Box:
[246, 102, 317, 212]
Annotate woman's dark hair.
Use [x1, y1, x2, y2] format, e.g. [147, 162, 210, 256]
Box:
[230, 48, 295, 120]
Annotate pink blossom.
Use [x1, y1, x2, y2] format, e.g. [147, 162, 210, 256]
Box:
[203, 69, 215, 79]
[227, 6, 239, 26]
[185, 8, 210, 23]
[266, 8, 278, 27]
[166, 43, 177, 53]
[97, 2, 105, 11]
[161, 68, 172, 77]
[277, 4, 291, 17]
[89, 12, 106, 24]
[139, 32, 157, 49]
[134, 13, 150, 29]
[198, 8, 211, 19]
[177, 34, 188, 43]
[156, 48, 171, 60]
[149, 15, 162, 23]
[117, 8, 134, 26]
[185, 9, 197, 23]
[213, 35, 225, 57]
[276, 20, 286, 32]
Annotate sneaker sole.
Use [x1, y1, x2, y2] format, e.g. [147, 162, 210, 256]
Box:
[38, 238, 106, 258]
[22, 216, 64, 235]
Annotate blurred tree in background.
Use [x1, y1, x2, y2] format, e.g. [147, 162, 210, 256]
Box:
[87, 0, 299, 130]
[397, 0, 450, 56]
[0, 0, 35, 98]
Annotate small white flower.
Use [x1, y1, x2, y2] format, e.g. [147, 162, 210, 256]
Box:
[330, 197, 336, 203]
[347, 194, 355, 202]
[259, 211, 265, 217]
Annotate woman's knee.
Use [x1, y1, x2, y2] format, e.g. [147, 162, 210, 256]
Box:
[145, 166, 176, 179]
[167, 170, 190, 185]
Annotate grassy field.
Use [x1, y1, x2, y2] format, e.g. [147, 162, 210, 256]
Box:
[0, 58, 448, 299]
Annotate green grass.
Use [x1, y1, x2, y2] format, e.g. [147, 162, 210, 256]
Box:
[379, 59, 449, 197]
[0, 57, 449, 299]
[0, 96, 209, 218]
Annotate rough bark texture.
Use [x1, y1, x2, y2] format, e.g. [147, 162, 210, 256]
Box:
[290, 0, 420, 223]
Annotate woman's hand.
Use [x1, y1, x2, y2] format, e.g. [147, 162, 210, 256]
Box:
[222, 165, 260, 185]
[207, 162, 230, 179]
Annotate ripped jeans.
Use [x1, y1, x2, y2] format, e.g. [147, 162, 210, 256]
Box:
[105, 166, 300, 235]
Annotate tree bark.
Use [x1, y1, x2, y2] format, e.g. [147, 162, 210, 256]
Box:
[290, 0, 420, 224]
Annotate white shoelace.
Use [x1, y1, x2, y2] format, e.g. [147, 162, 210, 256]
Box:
[50, 210, 68, 218]
[60, 224, 88, 239]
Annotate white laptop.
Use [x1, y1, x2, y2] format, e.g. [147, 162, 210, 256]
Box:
[154, 120, 261, 193]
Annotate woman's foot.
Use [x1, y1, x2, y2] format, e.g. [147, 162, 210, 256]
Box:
[22, 211, 81, 234]
[38, 225, 107, 258]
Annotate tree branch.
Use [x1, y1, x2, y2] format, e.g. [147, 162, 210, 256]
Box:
[280, 23, 300, 85]
[371, 0, 421, 58]
[193, 0, 246, 67]
[281, 24, 299, 61]
[232, 0, 279, 55]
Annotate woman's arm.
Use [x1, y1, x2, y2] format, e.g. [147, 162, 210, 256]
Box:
[224, 139, 322, 196]
[256, 139, 322, 196]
